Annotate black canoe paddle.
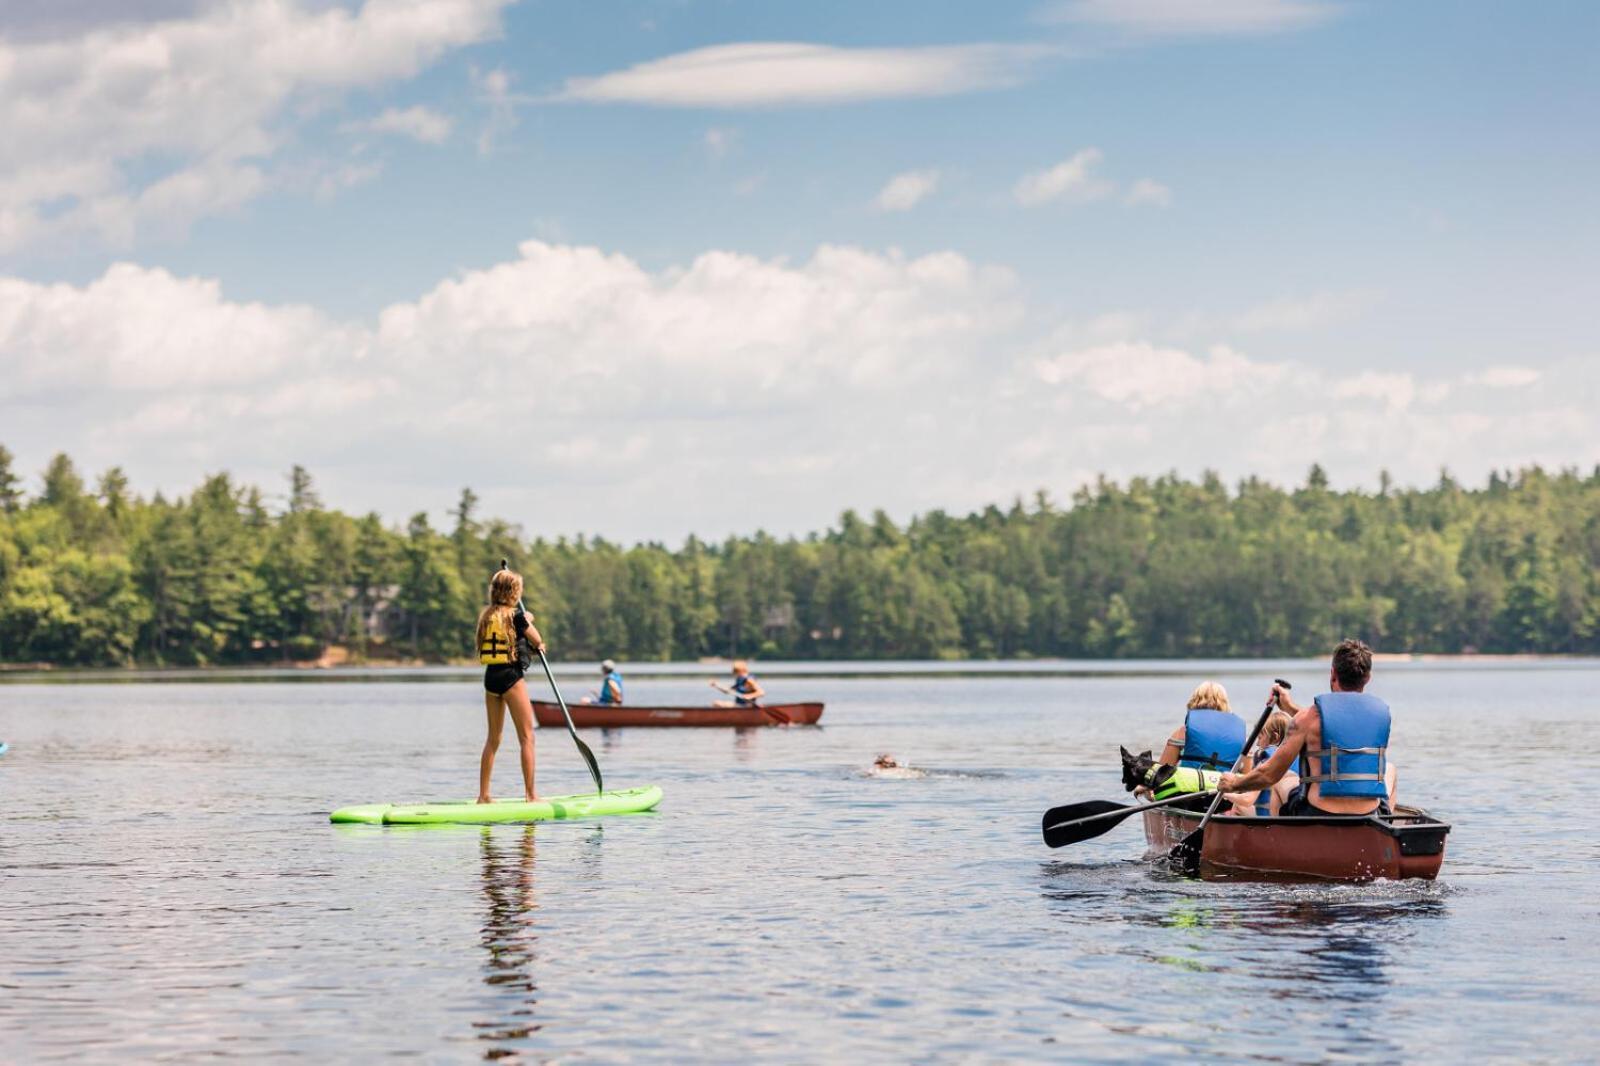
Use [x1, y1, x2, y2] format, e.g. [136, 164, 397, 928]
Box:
[500, 558, 603, 795]
[1168, 678, 1290, 874]
[535, 646, 603, 795]
[1042, 791, 1218, 849]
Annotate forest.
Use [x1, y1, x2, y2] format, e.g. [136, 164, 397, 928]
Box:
[1, 445, 1597, 666]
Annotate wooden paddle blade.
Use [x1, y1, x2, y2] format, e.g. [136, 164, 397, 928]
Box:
[1041, 799, 1135, 848]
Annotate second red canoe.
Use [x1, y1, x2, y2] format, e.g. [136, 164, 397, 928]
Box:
[532, 700, 824, 728]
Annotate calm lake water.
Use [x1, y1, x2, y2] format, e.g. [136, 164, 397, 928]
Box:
[2, 660, 1597, 1062]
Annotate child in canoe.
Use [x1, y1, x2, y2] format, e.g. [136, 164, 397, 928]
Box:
[477, 567, 545, 804]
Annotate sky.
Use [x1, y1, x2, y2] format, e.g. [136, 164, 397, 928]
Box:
[1, 0, 1596, 541]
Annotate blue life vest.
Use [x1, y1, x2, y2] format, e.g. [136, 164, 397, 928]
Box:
[732, 674, 757, 706]
[1252, 745, 1292, 816]
[1179, 708, 1245, 772]
[599, 671, 624, 705]
[1305, 692, 1390, 799]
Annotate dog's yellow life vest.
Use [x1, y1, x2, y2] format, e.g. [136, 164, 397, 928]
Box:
[479, 613, 515, 665]
[1151, 765, 1221, 801]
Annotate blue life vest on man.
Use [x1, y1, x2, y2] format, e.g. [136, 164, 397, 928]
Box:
[1304, 692, 1391, 799]
[599, 671, 624, 705]
[732, 673, 757, 706]
[1178, 709, 1245, 772]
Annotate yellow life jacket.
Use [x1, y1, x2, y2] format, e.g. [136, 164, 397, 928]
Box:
[479, 612, 515, 665]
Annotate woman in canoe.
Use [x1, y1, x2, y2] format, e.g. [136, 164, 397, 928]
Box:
[1158, 681, 1246, 773]
[476, 567, 545, 804]
[710, 660, 765, 707]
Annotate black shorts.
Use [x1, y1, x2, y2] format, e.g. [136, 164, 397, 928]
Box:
[1280, 784, 1387, 817]
[484, 664, 525, 696]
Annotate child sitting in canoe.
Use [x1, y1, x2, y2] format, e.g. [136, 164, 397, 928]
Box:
[476, 567, 545, 804]
[710, 660, 765, 707]
[1241, 711, 1298, 816]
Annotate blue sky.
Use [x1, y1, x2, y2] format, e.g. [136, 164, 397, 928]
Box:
[1, 0, 1596, 539]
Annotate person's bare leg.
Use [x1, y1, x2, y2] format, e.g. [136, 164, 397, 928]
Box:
[504, 680, 539, 801]
[479, 692, 507, 803]
[1385, 763, 1399, 808]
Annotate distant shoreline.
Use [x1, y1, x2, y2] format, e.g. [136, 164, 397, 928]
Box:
[4, 652, 1598, 685]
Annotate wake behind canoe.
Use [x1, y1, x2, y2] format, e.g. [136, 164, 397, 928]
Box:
[533, 701, 823, 728]
[331, 785, 663, 825]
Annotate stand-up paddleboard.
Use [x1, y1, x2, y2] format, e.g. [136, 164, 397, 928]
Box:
[331, 785, 662, 825]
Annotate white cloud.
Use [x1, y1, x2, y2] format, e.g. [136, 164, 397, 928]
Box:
[1036, 341, 1286, 408]
[1333, 370, 1417, 412]
[356, 105, 455, 144]
[0, 0, 510, 251]
[873, 169, 941, 212]
[703, 126, 737, 160]
[556, 42, 1053, 108]
[1014, 148, 1114, 207]
[1123, 178, 1173, 208]
[1230, 289, 1377, 333]
[472, 65, 518, 154]
[2, 242, 1592, 541]
[1467, 365, 1541, 389]
[1040, 0, 1338, 36]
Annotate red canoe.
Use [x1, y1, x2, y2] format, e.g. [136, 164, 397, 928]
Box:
[1141, 800, 1450, 882]
[532, 701, 824, 728]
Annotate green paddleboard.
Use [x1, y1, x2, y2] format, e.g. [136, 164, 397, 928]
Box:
[330, 785, 663, 825]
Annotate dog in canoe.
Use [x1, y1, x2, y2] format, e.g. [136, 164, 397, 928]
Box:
[1120, 747, 1221, 801]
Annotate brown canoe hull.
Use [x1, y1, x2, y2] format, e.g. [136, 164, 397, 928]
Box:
[1141, 802, 1449, 882]
[531, 701, 824, 728]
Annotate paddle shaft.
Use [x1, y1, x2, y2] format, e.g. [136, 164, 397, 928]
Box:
[534, 645, 604, 795]
[1043, 790, 1220, 848]
[1178, 678, 1290, 859]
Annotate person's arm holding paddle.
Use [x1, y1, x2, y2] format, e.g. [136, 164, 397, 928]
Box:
[1218, 685, 1306, 795]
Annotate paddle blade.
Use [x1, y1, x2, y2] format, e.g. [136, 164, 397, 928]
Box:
[574, 733, 603, 794]
[1168, 827, 1204, 874]
[1041, 799, 1134, 848]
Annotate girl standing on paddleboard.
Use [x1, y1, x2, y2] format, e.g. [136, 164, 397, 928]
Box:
[476, 567, 545, 804]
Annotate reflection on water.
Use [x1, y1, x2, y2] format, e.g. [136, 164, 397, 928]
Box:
[476, 827, 540, 1058]
[1039, 856, 1450, 1057]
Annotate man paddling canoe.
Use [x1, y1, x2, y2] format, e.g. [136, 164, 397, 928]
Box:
[581, 660, 624, 705]
[1218, 638, 1398, 816]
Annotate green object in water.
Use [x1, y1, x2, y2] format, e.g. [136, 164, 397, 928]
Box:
[330, 785, 662, 825]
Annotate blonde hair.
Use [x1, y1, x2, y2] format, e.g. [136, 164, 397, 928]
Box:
[1185, 681, 1231, 712]
[475, 569, 524, 654]
[1259, 710, 1292, 748]
[732, 659, 749, 674]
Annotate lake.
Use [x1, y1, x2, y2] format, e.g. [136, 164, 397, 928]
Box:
[2, 659, 1596, 1062]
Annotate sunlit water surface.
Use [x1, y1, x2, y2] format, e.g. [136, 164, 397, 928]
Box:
[2, 661, 1597, 1062]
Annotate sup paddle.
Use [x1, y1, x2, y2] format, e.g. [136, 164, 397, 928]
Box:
[501, 558, 603, 795]
[535, 646, 603, 795]
[1042, 791, 1218, 849]
[1168, 678, 1290, 874]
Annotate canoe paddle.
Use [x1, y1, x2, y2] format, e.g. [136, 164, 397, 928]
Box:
[1168, 678, 1290, 874]
[1042, 791, 1218, 848]
[501, 558, 603, 795]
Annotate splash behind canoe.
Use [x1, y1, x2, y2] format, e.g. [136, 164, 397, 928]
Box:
[532, 701, 823, 728]
[1141, 798, 1450, 882]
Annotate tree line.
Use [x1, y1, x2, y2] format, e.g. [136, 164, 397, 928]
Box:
[1, 445, 1597, 666]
